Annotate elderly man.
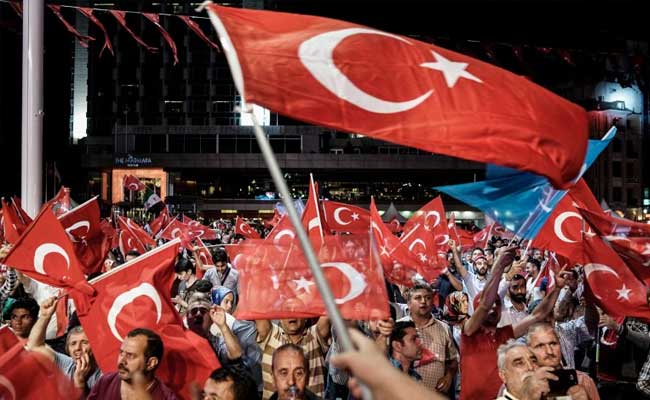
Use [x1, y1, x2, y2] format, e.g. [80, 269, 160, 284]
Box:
[496, 339, 557, 400]
[526, 322, 598, 399]
[27, 296, 102, 392]
[86, 328, 177, 399]
[256, 315, 330, 399]
[270, 344, 319, 400]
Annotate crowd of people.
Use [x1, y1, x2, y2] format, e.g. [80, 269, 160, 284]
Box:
[1, 214, 649, 400]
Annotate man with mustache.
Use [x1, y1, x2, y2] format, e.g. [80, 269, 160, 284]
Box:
[27, 296, 102, 393]
[86, 328, 178, 399]
[526, 323, 598, 399]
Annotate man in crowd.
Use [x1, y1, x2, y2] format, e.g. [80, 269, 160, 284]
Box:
[499, 274, 530, 327]
[6, 296, 38, 339]
[204, 247, 239, 294]
[398, 283, 458, 395]
[496, 339, 556, 400]
[460, 245, 567, 400]
[86, 328, 178, 399]
[256, 315, 330, 399]
[26, 296, 102, 393]
[202, 366, 260, 400]
[389, 321, 423, 381]
[270, 344, 320, 400]
[526, 322, 599, 399]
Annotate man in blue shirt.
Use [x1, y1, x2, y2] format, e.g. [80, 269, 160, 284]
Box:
[389, 321, 423, 381]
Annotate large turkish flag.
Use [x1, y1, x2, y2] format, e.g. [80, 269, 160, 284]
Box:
[71, 239, 220, 400]
[204, 5, 588, 188]
[230, 235, 389, 321]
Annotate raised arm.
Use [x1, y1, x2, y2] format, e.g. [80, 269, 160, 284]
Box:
[512, 271, 567, 338]
[463, 245, 516, 336]
[210, 305, 242, 360]
[448, 240, 467, 278]
[25, 296, 58, 361]
[255, 319, 273, 343]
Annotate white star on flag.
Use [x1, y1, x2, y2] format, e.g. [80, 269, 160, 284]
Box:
[380, 245, 390, 257]
[351, 213, 360, 221]
[616, 284, 632, 301]
[420, 50, 483, 88]
[292, 276, 315, 294]
[418, 253, 428, 263]
[424, 225, 431, 232]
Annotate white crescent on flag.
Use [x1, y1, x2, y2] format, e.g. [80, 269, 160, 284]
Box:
[33, 243, 70, 275]
[107, 283, 162, 342]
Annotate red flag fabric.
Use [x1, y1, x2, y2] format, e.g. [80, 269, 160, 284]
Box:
[448, 214, 474, 249]
[581, 235, 650, 320]
[182, 215, 217, 240]
[473, 223, 494, 249]
[50, 187, 73, 217]
[397, 221, 444, 281]
[532, 194, 594, 263]
[605, 236, 650, 285]
[580, 208, 650, 237]
[264, 214, 297, 249]
[118, 216, 156, 247]
[204, 5, 588, 189]
[58, 197, 108, 275]
[370, 198, 418, 286]
[300, 175, 330, 248]
[0, 326, 19, 354]
[118, 228, 147, 258]
[150, 207, 171, 237]
[159, 218, 194, 249]
[384, 218, 402, 234]
[10, 197, 33, 226]
[0, 330, 80, 400]
[322, 200, 370, 234]
[234, 216, 261, 239]
[109, 10, 158, 53]
[264, 209, 282, 229]
[403, 197, 448, 235]
[194, 238, 215, 279]
[530, 252, 568, 293]
[230, 235, 389, 320]
[2, 205, 93, 294]
[122, 174, 145, 192]
[77, 7, 114, 56]
[177, 15, 220, 51]
[48, 5, 95, 48]
[1, 199, 25, 244]
[143, 13, 179, 65]
[71, 240, 220, 399]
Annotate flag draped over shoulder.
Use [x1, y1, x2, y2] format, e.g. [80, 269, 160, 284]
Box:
[203, 4, 588, 189]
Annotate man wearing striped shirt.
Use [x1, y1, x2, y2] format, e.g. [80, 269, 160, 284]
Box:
[256, 317, 331, 399]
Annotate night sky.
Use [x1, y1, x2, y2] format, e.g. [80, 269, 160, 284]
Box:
[0, 0, 647, 199]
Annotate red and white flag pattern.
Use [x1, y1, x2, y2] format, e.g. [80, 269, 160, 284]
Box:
[322, 200, 370, 234]
[2, 205, 93, 294]
[234, 216, 261, 239]
[122, 174, 145, 192]
[204, 5, 588, 189]
[71, 240, 220, 399]
[229, 235, 389, 321]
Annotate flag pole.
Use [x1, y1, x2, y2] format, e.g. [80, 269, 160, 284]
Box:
[249, 111, 360, 365]
[21, 0, 45, 217]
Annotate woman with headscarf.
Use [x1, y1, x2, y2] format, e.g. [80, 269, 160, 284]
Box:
[211, 286, 236, 314]
[443, 291, 470, 400]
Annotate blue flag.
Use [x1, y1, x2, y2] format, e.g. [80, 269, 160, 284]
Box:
[436, 127, 616, 240]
